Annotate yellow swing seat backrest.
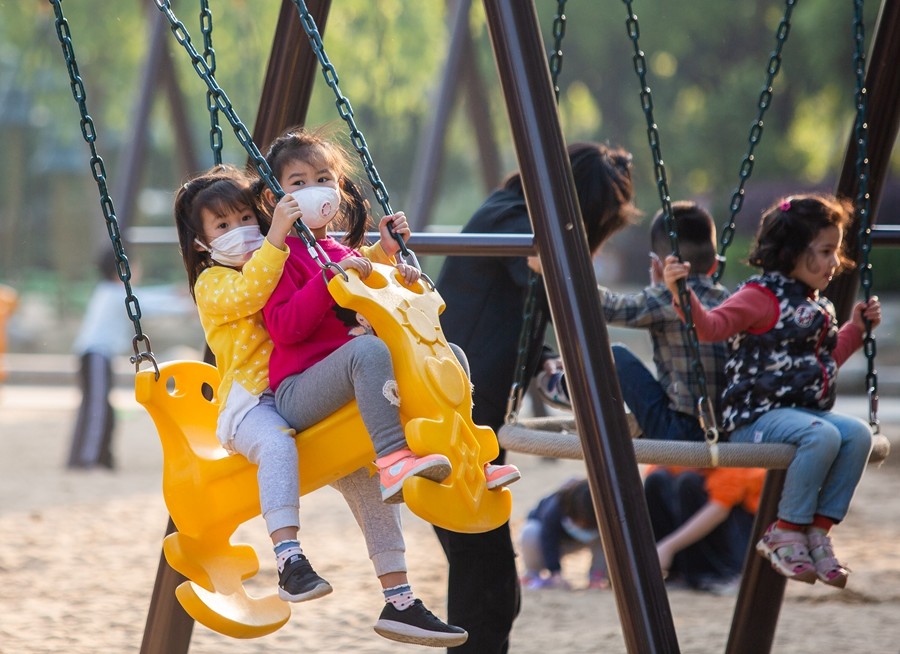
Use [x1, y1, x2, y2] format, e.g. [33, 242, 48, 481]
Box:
[134, 261, 510, 639]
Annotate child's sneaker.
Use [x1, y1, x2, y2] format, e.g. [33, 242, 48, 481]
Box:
[537, 370, 571, 409]
[278, 553, 333, 602]
[376, 448, 452, 504]
[484, 463, 521, 490]
[807, 530, 849, 588]
[755, 522, 817, 584]
[373, 598, 468, 647]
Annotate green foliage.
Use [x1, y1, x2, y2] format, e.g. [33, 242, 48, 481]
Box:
[1, 0, 898, 297]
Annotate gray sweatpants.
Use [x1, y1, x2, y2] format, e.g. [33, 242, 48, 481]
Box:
[233, 390, 406, 577]
[276, 335, 407, 459]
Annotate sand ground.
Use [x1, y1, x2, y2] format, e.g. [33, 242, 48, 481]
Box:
[1, 384, 898, 654]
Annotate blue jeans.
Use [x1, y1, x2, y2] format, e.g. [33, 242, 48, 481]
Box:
[729, 408, 873, 524]
[612, 344, 704, 441]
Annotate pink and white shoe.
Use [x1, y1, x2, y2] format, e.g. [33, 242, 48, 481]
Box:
[376, 448, 452, 504]
[484, 463, 521, 490]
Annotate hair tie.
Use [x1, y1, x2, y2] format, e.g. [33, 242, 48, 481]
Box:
[779, 199, 792, 212]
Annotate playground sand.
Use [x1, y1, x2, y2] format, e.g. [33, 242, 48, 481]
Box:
[1, 384, 899, 654]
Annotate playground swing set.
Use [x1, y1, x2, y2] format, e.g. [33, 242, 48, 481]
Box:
[47, 0, 898, 652]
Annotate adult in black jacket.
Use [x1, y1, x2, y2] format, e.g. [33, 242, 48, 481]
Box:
[434, 142, 637, 653]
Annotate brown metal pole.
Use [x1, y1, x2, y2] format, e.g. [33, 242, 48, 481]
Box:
[827, 0, 900, 321]
[725, 471, 788, 654]
[251, 0, 332, 152]
[460, 13, 503, 194]
[406, 0, 472, 231]
[481, 1, 679, 652]
[140, 518, 193, 654]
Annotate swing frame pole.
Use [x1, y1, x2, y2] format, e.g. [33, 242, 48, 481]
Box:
[481, 1, 679, 651]
[827, 0, 900, 322]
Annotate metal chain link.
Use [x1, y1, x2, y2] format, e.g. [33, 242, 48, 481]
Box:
[714, 0, 797, 283]
[622, 0, 719, 448]
[290, 0, 417, 265]
[199, 0, 223, 165]
[151, 0, 333, 274]
[505, 0, 568, 423]
[549, 0, 567, 103]
[49, 0, 158, 377]
[851, 0, 878, 432]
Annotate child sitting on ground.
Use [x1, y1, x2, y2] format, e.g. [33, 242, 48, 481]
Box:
[645, 465, 766, 594]
[519, 478, 608, 590]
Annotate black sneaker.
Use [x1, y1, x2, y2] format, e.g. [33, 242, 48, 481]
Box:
[278, 553, 333, 602]
[373, 599, 468, 647]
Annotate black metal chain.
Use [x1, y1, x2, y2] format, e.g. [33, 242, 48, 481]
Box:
[851, 0, 879, 432]
[290, 0, 418, 266]
[548, 0, 567, 103]
[621, 0, 719, 448]
[199, 0, 223, 165]
[151, 0, 343, 279]
[714, 0, 797, 283]
[49, 0, 158, 377]
[505, 0, 568, 424]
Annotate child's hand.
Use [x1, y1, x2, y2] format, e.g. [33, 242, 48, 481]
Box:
[269, 194, 301, 248]
[649, 252, 664, 286]
[662, 255, 690, 299]
[851, 296, 882, 331]
[342, 256, 373, 279]
[395, 263, 420, 286]
[656, 541, 675, 576]
[527, 255, 542, 274]
[379, 211, 411, 257]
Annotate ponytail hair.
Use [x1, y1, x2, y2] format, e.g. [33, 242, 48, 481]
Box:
[173, 164, 262, 300]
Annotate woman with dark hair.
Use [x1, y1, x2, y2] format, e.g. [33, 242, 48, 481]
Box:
[433, 141, 638, 653]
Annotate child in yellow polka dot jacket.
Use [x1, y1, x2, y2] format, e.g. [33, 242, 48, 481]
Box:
[173, 163, 418, 614]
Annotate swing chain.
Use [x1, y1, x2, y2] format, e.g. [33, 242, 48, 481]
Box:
[290, 0, 425, 275]
[715, 0, 797, 283]
[622, 0, 719, 436]
[49, 0, 157, 376]
[199, 0, 223, 166]
[549, 0, 567, 103]
[152, 1, 329, 272]
[852, 0, 879, 433]
[505, 271, 541, 424]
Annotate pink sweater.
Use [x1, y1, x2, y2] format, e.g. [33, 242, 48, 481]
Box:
[263, 236, 391, 391]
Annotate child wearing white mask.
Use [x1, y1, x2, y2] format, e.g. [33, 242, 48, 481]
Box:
[255, 125, 523, 646]
[173, 164, 435, 638]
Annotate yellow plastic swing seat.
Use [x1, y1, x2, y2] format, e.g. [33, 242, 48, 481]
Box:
[135, 262, 511, 639]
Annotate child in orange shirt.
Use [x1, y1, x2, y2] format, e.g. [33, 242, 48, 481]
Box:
[644, 465, 766, 593]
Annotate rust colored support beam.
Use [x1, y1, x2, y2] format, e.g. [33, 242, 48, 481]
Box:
[828, 0, 900, 320]
[481, 1, 679, 652]
[251, 0, 332, 152]
[725, 471, 788, 654]
[140, 518, 193, 654]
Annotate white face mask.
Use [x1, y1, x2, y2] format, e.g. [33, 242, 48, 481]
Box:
[561, 516, 600, 544]
[291, 186, 341, 229]
[195, 225, 265, 267]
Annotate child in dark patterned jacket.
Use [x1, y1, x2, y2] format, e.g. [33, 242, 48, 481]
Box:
[664, 193, 881, 588]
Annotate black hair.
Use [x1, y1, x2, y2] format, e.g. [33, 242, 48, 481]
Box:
[649, 201, 717, 273]
[747, 193, 855, 275]
[173, 164, 266, 301]
[501, 142, 639, 253]
[557, 479, 597, 529]
[256, 125, 371, 250]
